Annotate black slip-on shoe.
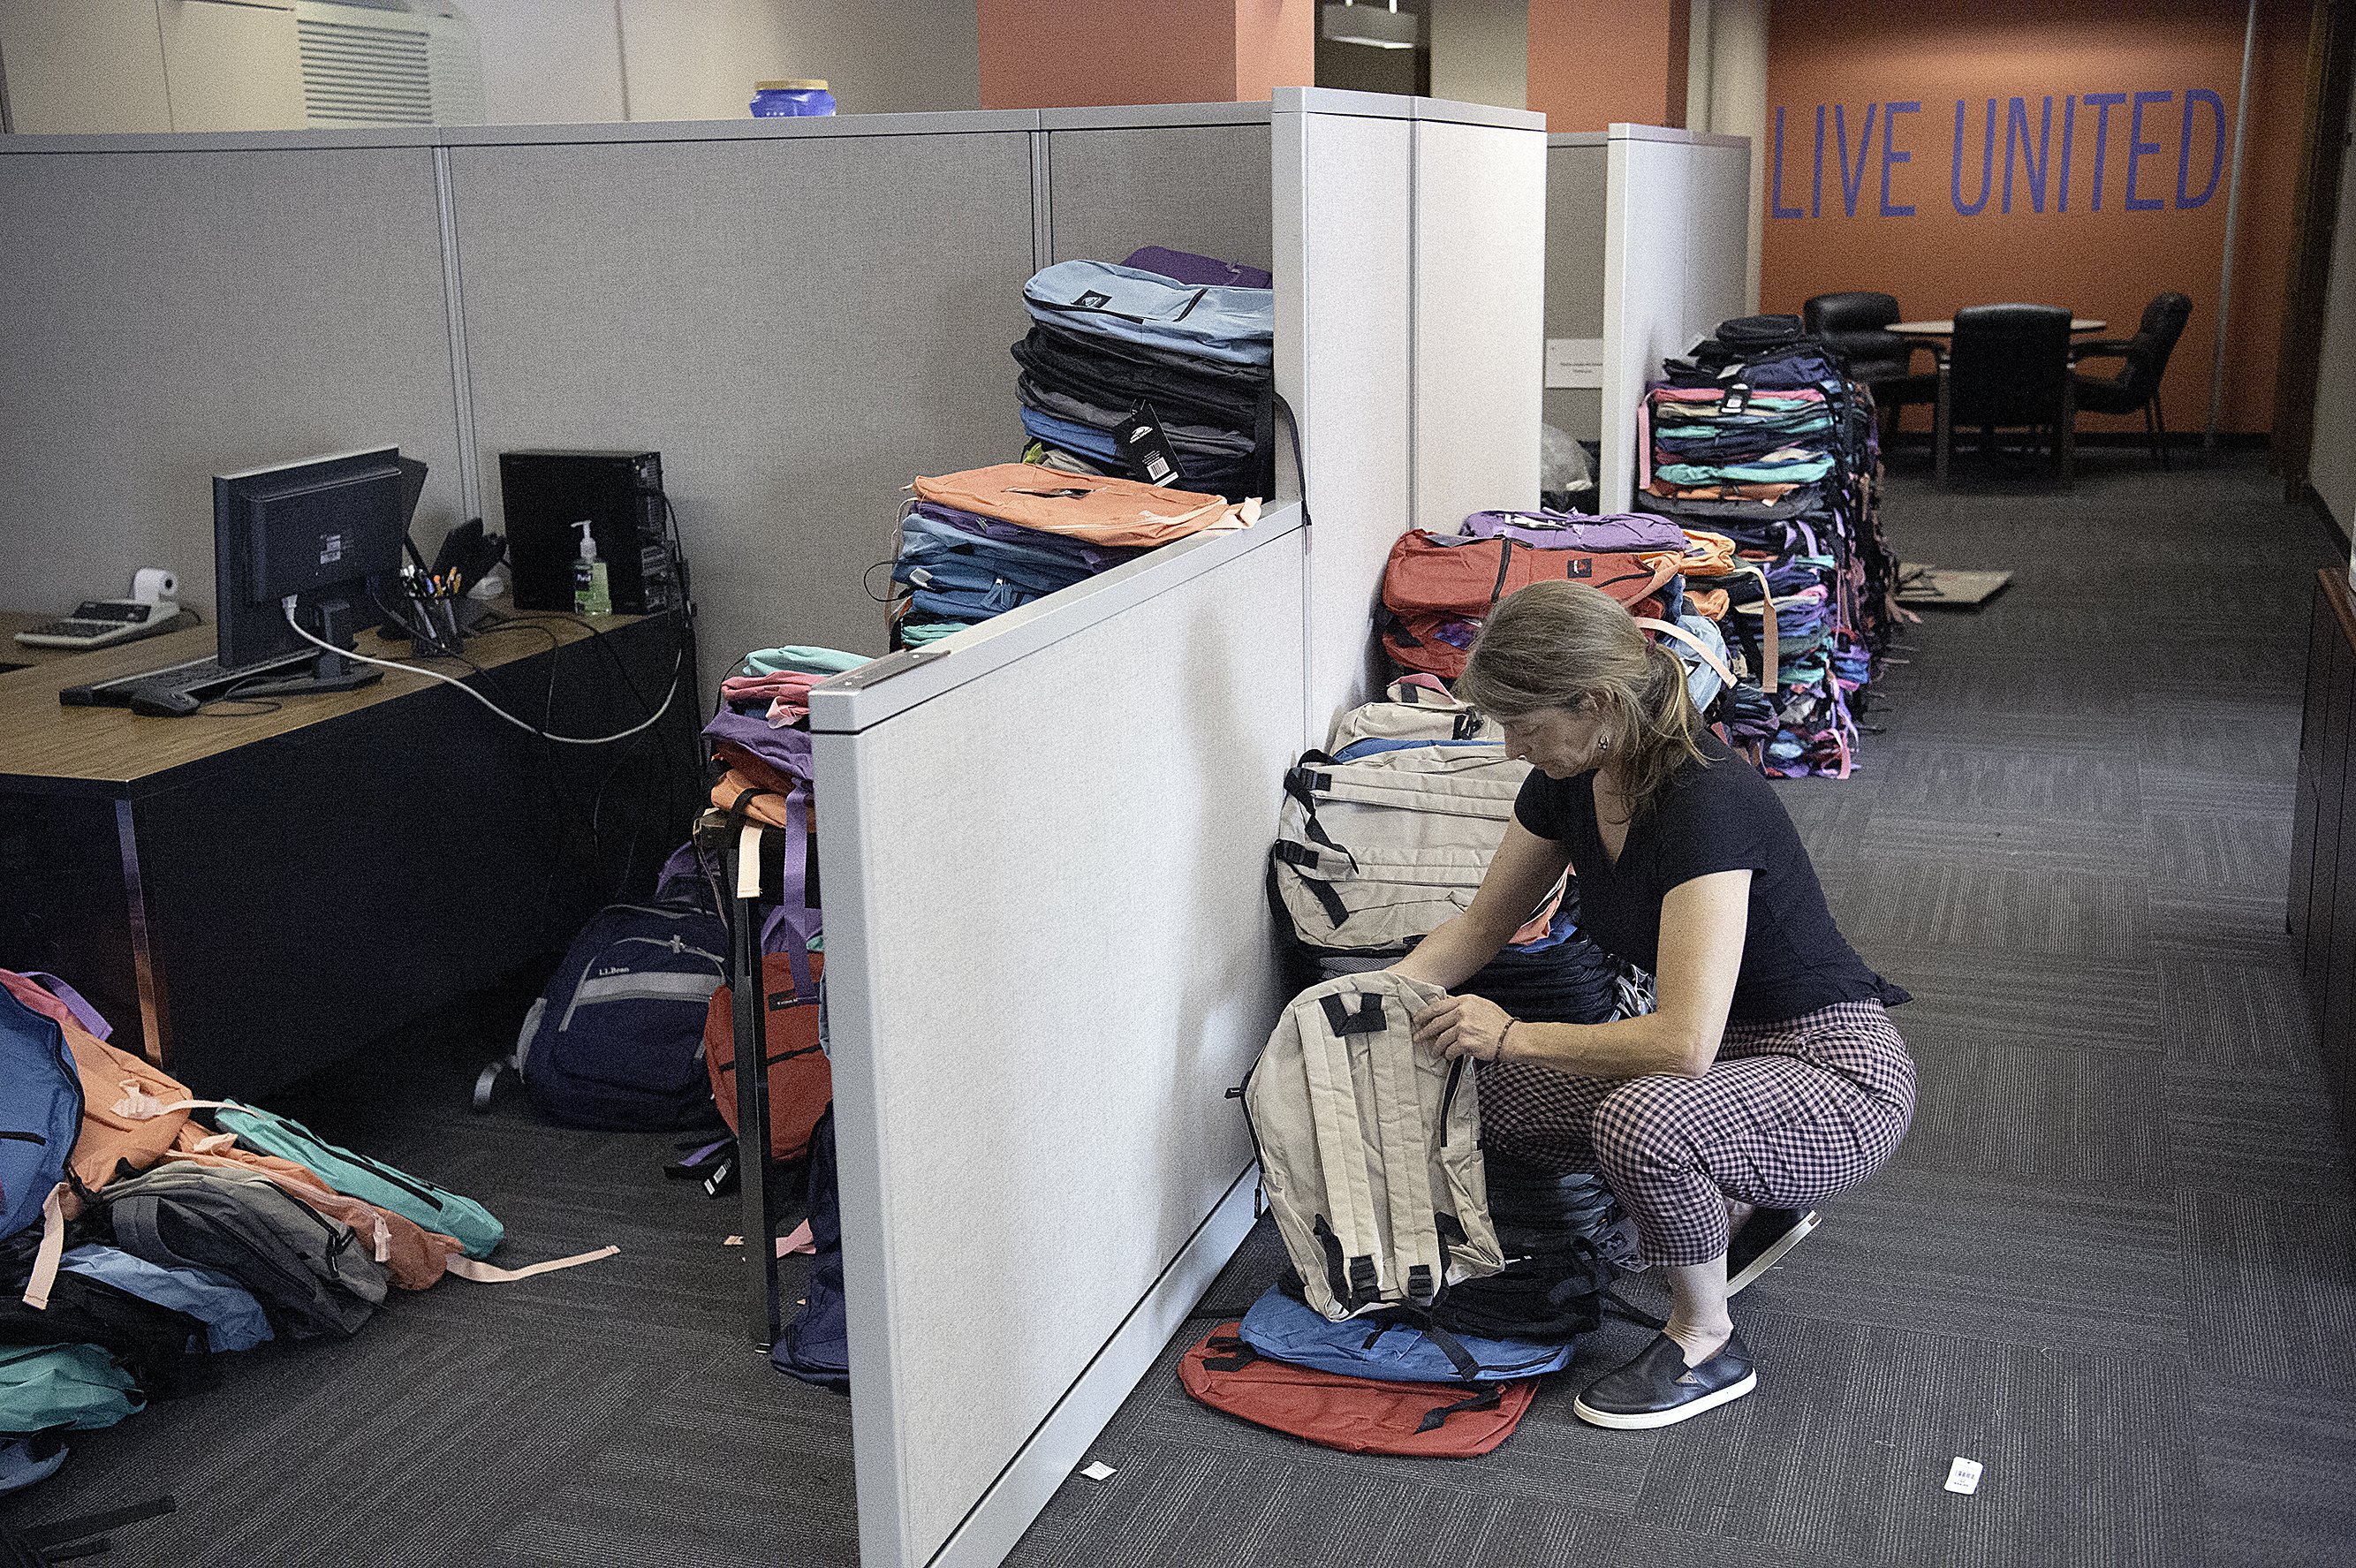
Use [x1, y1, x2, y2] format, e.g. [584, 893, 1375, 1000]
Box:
[1572, 1331, 1757, 1429]
[1726, 1207, 1819, 1296]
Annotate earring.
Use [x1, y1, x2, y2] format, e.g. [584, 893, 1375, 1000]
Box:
[1597, 736, 1611, 754]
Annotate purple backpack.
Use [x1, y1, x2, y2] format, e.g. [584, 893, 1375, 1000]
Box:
[1460, 509, 1687, 554]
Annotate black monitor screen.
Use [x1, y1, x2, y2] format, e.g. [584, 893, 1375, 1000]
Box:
[214, 449, 406, 668]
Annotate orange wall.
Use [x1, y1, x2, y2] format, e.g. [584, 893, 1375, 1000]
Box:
[977, 0, 1314, 110]
[1760, 0, 2311, 435]
[1529, 0, 1687, 133]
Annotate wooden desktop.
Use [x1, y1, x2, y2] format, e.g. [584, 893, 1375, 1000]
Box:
[0, 605, 703, 1096]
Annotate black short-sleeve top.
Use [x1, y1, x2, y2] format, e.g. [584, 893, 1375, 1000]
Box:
[1513, 733, 1907, 1023]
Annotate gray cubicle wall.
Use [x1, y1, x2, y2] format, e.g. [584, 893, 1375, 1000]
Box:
[446, 115, 1041, 672]
[0, 110, 1279, 695]
[1042, 103, 1273, 271]
[1545, 133, 1610, 443]
[0, 133, 469, 623]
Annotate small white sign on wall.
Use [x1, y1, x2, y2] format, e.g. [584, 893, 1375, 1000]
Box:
[1545, 337, 1605, 389]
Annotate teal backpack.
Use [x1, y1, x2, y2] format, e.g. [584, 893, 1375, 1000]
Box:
[211, 1106, 504, 1261]
[0, 1345, 140, 1435]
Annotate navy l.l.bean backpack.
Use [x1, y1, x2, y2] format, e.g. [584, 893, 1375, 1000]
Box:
[509, 900, 730, 1130]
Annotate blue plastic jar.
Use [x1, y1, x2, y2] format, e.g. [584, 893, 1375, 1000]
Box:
[752, 80, 836, 117]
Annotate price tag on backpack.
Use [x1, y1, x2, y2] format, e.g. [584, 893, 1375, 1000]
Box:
[1115, 405, 1183, 489]
[1722, 380, 1753, 415]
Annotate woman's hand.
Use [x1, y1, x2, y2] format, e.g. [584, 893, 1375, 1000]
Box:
[1410, 993, 1517, 1063]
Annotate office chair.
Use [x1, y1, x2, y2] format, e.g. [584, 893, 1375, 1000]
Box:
[2071, 292, 2193, 470]
[1935, 304, 2076, 488]
[1803, 291, 1936, 427]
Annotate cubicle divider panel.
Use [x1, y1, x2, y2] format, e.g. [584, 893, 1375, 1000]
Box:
[1411, 114, 1547, 534]
[1545, 137, 1610, 445]
[446, 127, 1038, 678]
[0, 143, 466, 619]
[1042, 110, 1274, 273]
[1598, 127, 1753, 513]
[1275, 92, 1414, 743]
[811, 511, 1307, 1568]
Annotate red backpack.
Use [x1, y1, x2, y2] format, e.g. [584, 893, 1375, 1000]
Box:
[1379, 531, 1676, 678]
[1177, 1324, 1536, 1458]
[703, 951, 830, 1163]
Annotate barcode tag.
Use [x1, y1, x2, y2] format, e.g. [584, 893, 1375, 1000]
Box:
[1115, 404, 1182, 489]
[1944, 1457, 1983, 1495]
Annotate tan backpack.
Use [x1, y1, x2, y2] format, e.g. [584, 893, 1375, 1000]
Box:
[1243, 973, 1503, 1321]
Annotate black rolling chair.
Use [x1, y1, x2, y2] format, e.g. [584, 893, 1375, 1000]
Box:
[2072, 292, 2193, 469]
[1803, 291, 1937, 426]
[1936, 304, 2077, 488]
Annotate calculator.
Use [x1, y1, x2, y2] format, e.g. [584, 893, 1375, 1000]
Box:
[16, 599, 181, 650]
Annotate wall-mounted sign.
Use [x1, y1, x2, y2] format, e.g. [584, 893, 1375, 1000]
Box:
[1767, 88, 2230, 220]
[1545, 337, 1605, 388]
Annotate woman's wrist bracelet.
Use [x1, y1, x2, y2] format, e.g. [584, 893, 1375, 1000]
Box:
[1497, 1021, 1518, 1061]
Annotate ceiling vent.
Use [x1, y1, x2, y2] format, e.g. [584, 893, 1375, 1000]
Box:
[293, 0, 482, 128]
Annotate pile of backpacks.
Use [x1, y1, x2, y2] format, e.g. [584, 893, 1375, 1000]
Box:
[1372, 507, 1776, 757]
[888, 464, 1258, 648]
[2, 967, 603, 1497]
[887, 246, 1275, 649]
[1636, 313, 1905, 777]
[1183, 972, 1626, 1457]
[485, 642, 854, 1391]
[1013, 248, 1274, 503]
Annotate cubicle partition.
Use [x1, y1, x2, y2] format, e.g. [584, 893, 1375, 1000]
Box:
[0, 106, 1277, 690]
[1545, 133, 1610, 444]
[1598, 125, 1754, 512]
[0, 133, 470, 621]
[815, 89, 1546, 1568]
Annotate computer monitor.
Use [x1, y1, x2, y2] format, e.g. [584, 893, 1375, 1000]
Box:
[213, 447, 411, 694]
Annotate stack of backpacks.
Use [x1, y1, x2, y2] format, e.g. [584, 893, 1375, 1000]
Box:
[1012, 248, 1274, 503]
[1374, 507, 1776, 758]
[2, 967, 601, 1496]
[1636, 313, 1905, 777]
[887, 246, 1276, 649]
[1182, 973, 1627, 1457]
[889, 464, 1259, 647]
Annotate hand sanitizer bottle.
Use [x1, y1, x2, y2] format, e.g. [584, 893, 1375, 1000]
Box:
[572, 520, 611, 617]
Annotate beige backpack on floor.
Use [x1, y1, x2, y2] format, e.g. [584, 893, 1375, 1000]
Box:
[1242, 972, 1503, 1321]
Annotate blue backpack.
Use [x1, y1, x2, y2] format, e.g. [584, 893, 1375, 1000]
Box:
[515, 900, 729, 1131]
[0, 987, 80, 1244]
[770, 1107, 847, 1393]
[1238, 1284, 1576, 1383]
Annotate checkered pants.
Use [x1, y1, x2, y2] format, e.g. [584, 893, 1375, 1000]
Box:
[1476, 1000, 1915, 1267]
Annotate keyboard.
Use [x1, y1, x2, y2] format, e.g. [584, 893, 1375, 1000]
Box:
[60, 650, 315, 710]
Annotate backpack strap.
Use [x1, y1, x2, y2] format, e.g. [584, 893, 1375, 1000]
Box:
[18, 1183, 68, 1309]
[1738, 561, 1778, 691]
[1354, 994, 1445, 1308]
[1413, 1382, 1504, 1433]
[24, 973, 110, 1041]
[444, 1245, 620, 1284]
[1296, 993, 1386, 1313]
[731, 786, 814, 1001]
[1634, 617, 1740, 693]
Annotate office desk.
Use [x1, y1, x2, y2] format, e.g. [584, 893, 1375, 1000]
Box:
[0, 609, 703, 1096]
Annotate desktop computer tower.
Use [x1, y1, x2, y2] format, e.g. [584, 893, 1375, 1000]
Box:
[500, 450, 676, 615]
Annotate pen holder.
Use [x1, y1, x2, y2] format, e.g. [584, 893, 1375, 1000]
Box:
[404, 589, 466, 658]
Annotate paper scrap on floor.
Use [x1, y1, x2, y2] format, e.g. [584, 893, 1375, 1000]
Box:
[1898, 562, 2011, 607]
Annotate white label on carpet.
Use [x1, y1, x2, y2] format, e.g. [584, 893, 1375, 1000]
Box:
[1944, 1457, 1983, 1495]
[1080, 1461, 1117, 1482]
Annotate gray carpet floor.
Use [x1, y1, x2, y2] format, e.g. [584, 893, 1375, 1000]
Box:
[5, 448, 2352, 1566]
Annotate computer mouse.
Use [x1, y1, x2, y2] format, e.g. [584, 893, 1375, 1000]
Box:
[129, 688, 203, 717]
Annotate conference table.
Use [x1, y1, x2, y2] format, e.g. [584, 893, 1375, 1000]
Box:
[1890, 318, 2107, 337]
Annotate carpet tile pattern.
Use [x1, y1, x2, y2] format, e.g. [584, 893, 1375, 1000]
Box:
[4, 452, 2351, 1565]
